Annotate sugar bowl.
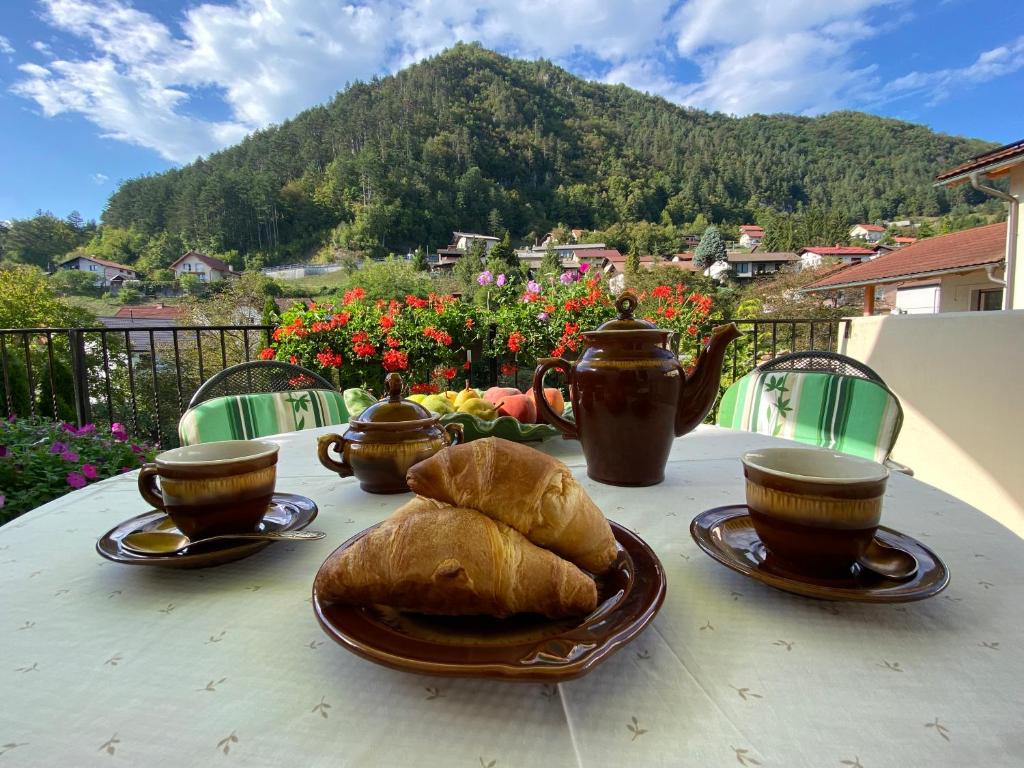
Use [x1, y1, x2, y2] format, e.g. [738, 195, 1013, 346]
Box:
[317, 373, 463, 493]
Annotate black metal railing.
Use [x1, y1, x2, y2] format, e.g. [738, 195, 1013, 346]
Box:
[1, 318, 842, 448]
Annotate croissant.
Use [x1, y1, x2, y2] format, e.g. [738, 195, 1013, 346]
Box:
[406, 437, 618, 574]
[314, 496, 598, 618]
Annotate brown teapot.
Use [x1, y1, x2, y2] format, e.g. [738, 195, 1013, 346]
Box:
[532, 292, 740, 486]
[317, 373, 463, 494]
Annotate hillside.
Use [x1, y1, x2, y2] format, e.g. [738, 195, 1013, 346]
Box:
[102, 43, 995, 259]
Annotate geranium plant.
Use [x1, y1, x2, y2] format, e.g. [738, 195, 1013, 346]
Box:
[0, 418, 156, 524]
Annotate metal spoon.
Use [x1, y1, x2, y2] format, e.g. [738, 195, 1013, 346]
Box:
[857, 538, 918, 580]
[122, 529, 325, 556]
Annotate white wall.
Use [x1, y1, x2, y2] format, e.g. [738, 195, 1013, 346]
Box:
[938, 268, 1004, 312]
[1010, 165, 1023, 309]
[838, 311, 1024, 536]
[895, 284, 940, 314]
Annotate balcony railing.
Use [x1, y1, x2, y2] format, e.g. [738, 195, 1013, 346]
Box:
[1, 318, 841, 448]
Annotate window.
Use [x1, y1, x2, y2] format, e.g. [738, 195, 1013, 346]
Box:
[974, 288, 1002, 311]
[185, 263, 192, 271]
[735, 262, 751, 275]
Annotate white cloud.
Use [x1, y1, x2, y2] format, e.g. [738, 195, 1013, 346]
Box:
[8, 0, 1024, 164]
[0, 35, 14, 55]
[92, 173, 109, 184]
[884, 35, 1024, 105]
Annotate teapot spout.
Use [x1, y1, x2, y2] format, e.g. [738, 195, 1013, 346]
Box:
[675, 323, 742, 437]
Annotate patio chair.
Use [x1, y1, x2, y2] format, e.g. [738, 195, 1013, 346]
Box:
[178, 361, 347, 445]
[717, 352, 909, 472]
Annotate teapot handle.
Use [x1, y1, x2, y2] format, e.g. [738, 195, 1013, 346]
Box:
[317, 434, 353, 478]
[533, 358, 579, 440]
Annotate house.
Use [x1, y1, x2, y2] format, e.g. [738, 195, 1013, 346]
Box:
[58, 254, 138, 287]
[893, 236, 918, 246]
[738, 225, 764, 248]
[98, 304, 184, 351]
[434, 232, 499, 268]
[538, 229, 583, 247]
[802, 221, 1008, 314]
[169, 251, 237, 282]
[934, 137, 1023, 310]
[671, 251, 799, 281]
[798, 245, 876, 269]
[516, 243, 618, 273]
[849, 224, 886, 243]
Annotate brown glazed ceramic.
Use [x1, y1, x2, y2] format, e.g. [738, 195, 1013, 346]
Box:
[318, 372, 463, 494]
[137, 440, 278, 539]
[532, 292, 740, 486]
[690, 505, 949, 602]
[96, 493, 318, 569]
[312, 521, 666, 681]
[741, 447, 889, 576]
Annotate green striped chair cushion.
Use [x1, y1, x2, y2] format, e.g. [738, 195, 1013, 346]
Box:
[178, 389, 348, 446]
[717, 371, 902, 463]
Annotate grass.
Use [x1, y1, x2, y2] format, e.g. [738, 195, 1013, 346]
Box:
[274, 268, 351, 295]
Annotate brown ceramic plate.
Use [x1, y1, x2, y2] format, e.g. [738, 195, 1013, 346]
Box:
[690, 505, 949, 602]
[96, 493, 318, 569]
[312, 521, 666, 681]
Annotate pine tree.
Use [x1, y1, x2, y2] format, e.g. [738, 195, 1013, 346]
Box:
[694, 225, 726, 268]
[487, 208, 506, 238]
[488, 232, 519, 274]
[539, 241, 561, 278]
[625, 247, 641, 275]
[411, 246, 429, 271]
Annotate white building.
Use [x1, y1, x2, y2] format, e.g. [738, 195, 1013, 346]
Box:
[58, 255, 138, 287]
[169, 251, 237, 282]
[798, 246, 877, 269]
[738, 225, 764, 249]
[849, 224, 886, 243]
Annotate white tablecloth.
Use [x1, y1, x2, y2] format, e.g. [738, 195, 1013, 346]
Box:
[2, 425, 1022, 767]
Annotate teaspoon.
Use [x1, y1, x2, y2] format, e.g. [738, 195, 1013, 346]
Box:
[857, 538, 918, 580]
[122, 529, 325, 556]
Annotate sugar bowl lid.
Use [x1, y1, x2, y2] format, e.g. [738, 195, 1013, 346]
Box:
[353, 373, 432, 423]
[592, 292, 661, 332]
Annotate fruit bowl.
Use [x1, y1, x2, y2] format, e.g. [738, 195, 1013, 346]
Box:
[438, 412, 560, 443]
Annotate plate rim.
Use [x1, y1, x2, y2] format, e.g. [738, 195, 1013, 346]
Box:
[689, 504, 950, 603]
[312, 520, 666, 681]
[95, 492, 318, 567]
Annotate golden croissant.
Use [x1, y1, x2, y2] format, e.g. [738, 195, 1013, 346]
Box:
[314, 496, 598, 618]
[406, 437, 618, 574]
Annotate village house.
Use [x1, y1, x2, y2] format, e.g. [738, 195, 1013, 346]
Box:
[737, 225, 764, 248]
[169, 251, 237, 282]
[798, 245, 876, 269]
[58, 254, 138, 287]
[803, 222, 1008, 314]
[849, 223, 886, 243]
[434, 232, 499, 267]
[671, 251, 800, 281]
[515, 242, 620, 273]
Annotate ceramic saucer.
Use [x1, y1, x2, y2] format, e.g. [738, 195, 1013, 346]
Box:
[312, 521, 666, 681]
[96, 493, 318, 569]
[690, 505, 949, 602]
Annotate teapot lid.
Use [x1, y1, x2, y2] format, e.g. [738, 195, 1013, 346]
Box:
[594, 292, 660, 332]
[354, 373, 432, 423]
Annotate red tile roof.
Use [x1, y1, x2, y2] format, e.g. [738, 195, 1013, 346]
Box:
[934, 138, 1024, 184]
[739, 225, 764, 234]
[804, 222, 1006, 291]
[602, 251, 653, 265]
[799, 246, 876, 256]
[169, 251, 234, 273]
[112, 304, 184, 320]
[853, 223, 885, 232]
[893, 236, 918, 244]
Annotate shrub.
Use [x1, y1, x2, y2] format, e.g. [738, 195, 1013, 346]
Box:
[0, 419, 156, 524]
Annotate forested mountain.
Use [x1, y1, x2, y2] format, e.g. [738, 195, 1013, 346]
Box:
[100, 43, 995, 262]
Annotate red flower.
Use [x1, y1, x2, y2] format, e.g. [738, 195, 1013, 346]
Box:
[652, 285, 672, 299]
[385, 335, 401, 348]
[463, 361, 471, 370]
[353, 342, 375, 358]
[382, 350, 409, 372]
[289, 355, 298, 365]
[410, 383, 439, 394]
[315, 349, 344, 368]
[331, 312, 350, 327]
[664, 307, 676, 319]
[464, 317, 474, 328]
[405, 295, 428, 309]
[500, 363, 517, 376]
[379, 315, 395, 330]
[686, 325, 699, 336]
[507, 331, 526, 353]
[352, 331, 370, 344]
[442, 367, 457, 380]
[259, 347, 275, 360]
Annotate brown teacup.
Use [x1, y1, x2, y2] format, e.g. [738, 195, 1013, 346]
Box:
[741, 447, 889, 576]
[137, 440, 279, 539]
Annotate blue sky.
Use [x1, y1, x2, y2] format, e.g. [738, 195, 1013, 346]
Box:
[1, 0, 1022, 223]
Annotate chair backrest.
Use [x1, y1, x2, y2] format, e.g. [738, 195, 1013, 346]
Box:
[188, 360, 336, 409]
[178, 389, 348, 445]
[756, 351, 886, 385]
[717, 369, 903, 463]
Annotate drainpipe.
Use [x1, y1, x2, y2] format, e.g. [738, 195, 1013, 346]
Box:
[969, 172, 1019, 310]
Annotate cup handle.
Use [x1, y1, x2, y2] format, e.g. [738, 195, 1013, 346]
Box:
[317, 434, 353, 478]
[533, 358, 579, 440]
[137, 464, 164, 509]
[444, 422, 464, 447]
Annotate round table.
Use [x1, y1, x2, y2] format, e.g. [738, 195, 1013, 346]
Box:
[2, 425, 1021, 767]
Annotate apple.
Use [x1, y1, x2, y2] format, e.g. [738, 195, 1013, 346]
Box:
[496, 394, 537, 424]
[527, 387, 565, 416]
[483, 386, 521, 405]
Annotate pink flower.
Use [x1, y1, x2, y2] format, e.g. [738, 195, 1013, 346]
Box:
[77, 423, 96, 435]
[496, 274, 506, 287]
[0, 494, 5, 508]
[49, 441, 66, 455]
[111, 423, 128, 441]
[81, 464, 98, 479]
[66, 472, 87, 489]
[61, 450, 80, 462]
[579, 262, 590, 274]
